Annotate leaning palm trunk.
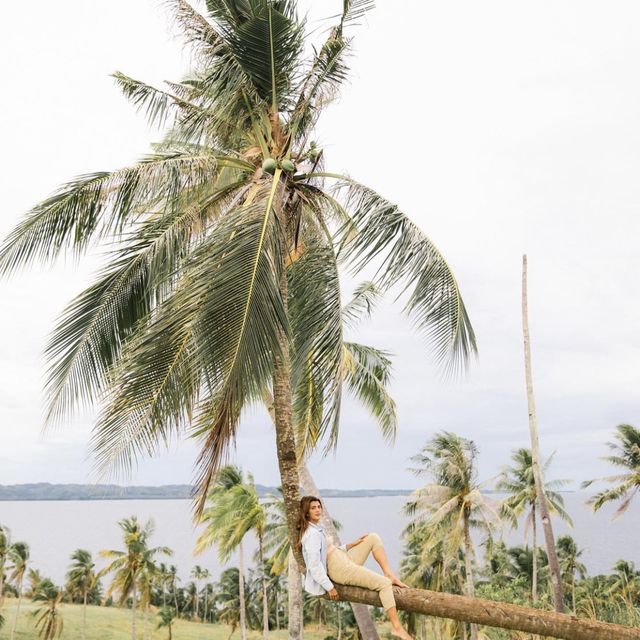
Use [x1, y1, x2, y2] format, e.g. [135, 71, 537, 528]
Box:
[298, 463, 381, 640]
[522, 255, 564, 612]
[287, 551, 303, 640]
[532, 503, 538, 603]
[9, 578, 23, 640]
[462, 515, 478, 640]
[238, 542, 247, 640]
[272, 261, 304, 568]
[332, 584, 640, 640]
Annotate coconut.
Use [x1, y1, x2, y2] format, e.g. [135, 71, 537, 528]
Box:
[281, 159, 296, 173]
[262, 158, 277, 174]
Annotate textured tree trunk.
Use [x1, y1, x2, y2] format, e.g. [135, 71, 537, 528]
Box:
[522, 255, 565, 612]
[239, 541, 247, 640]
[532, 504, 538, 604]
[9, 578, 23, 640]
[143, 602, 149, 640]
[287, 550, 304, 640]
[298, 463, 381, 640]
[462, 515, 478, 640]
[330, 584, 640, 640]
[273, 259, 304, 569]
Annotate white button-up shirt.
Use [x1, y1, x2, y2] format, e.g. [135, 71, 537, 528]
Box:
[300, 522, 346, 595]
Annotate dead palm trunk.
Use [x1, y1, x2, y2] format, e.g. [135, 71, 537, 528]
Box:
[287, 550, 304, 640]
[331, 584, 640, 640]
[462, 513, 478, 640]
[238, 541, 247, 640]
[298, 463, 381, 640]
[522, 254, 564, 612]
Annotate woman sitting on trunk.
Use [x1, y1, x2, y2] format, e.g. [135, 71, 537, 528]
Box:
[297, 495, 413, 640]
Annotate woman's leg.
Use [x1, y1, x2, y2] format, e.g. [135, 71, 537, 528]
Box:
[328, 551, 413, 640]
[348, 533, 409, 588]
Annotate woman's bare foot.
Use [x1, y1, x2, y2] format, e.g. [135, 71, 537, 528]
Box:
[390, 625, 413, 640]
[385, 573, 409, 588]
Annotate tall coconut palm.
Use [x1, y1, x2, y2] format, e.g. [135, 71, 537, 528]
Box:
[66, 549, 96, 639]
[195, 465, 247, 640]
[31, 579, 64, 640]
[406, 431, 499, 640]
[0, 1, 475, 579]
[582, 424, 640, 517]
[99, 517, 171, 640]
[496, 448, 572, 603]
[195, 467, 270, 640]
[0, 525, 10, 610]
[557, 535, 587, 613]
[8, 541, 30, 640]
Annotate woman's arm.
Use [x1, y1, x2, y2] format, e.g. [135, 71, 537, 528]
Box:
[303, 532, 334, 592]
[345, 534, 369, 551]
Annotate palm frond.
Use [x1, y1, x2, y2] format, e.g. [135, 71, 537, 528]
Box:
[341, 281, 380, 329]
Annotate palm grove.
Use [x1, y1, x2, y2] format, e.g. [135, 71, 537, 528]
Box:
[0, 1, 638, 640]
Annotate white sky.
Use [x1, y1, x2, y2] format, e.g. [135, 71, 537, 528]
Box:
[1, 0, 639, 491]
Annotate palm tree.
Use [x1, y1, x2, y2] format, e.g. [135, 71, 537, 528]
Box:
[0, 0, 475, 573]
[195, 467, 270, 640]
[496, 448, 572, 603]
[156, 607, 176, 640]
[0, 525, 10, 610]
[31, 579, 64, 640]
[582, 424, 640, 517]
[608, 560, 640, 608]
[190, 565, 210, 621]
[66, 549, 96, 639]
[213, 568, 242, 636]
[406, 431, 499, 640]
[9, 540, 30, 640]
[99, 516, 171, 640]
[557, 535, 587, 613]
[195, 465, 247, 640]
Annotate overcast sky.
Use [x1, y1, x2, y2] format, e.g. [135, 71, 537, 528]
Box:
[1, 1, 639, 491]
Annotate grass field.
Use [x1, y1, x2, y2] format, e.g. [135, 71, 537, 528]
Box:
[0, 599, 341, 639]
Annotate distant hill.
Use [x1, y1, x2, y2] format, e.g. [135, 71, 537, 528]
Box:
[0, 483, 412, 501]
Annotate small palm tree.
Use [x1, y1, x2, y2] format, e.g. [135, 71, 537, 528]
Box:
[608, 560, 640, 607]
[66, 549, 96, 639]
[9, 540, 30, 640]
[557, 535, 587, 613]
[406, 431, 499, 640]
[31, 579, 64, 640]
[582, 424, 640, 517]
[496, 448, 572, 603]
[190, 565, 210, 621]
[195, 467, 269, 640]
[100, 517, 172, 640]
[156, 607, 176, 640]
[213, 568, 242, 636]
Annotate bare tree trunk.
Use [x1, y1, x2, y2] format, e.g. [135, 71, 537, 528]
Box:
[331, 584, 640, 640]
[532, 503, 538, 604]
[143, 602, 149, 640]
[9, 578, 23, 640]
[462, 515, 478, 640]
[287, 550, 304, 640]
[131, 586, 137, 640]
[522, 255, 565, 612]
[273, 261, 304, 569]
[83, 590, 88, 640]
[239, 541, 247, 640]
[259, 533, 269, 640]
[298, 461, 381, 640]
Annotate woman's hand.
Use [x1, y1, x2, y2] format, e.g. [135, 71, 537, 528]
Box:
[347, 534, 368, 550]
[327, 588, 339, 600]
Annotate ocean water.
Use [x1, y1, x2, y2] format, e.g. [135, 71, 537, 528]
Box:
[0, 493, 637, 584]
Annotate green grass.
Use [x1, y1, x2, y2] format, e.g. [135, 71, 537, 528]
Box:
[0, 599, 334, 640]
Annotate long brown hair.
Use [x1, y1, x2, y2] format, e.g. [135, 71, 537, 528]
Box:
[295, 495, 322, 551]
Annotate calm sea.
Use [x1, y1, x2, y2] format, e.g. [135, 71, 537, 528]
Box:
[0, 493, 637, 583]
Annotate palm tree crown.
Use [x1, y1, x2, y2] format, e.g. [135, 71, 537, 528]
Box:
[0, 0, 475, 518]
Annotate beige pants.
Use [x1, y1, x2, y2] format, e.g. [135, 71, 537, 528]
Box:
[327, 532, 395, 611]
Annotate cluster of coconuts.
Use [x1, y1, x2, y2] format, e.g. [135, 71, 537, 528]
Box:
[262, 157, 295, 174]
